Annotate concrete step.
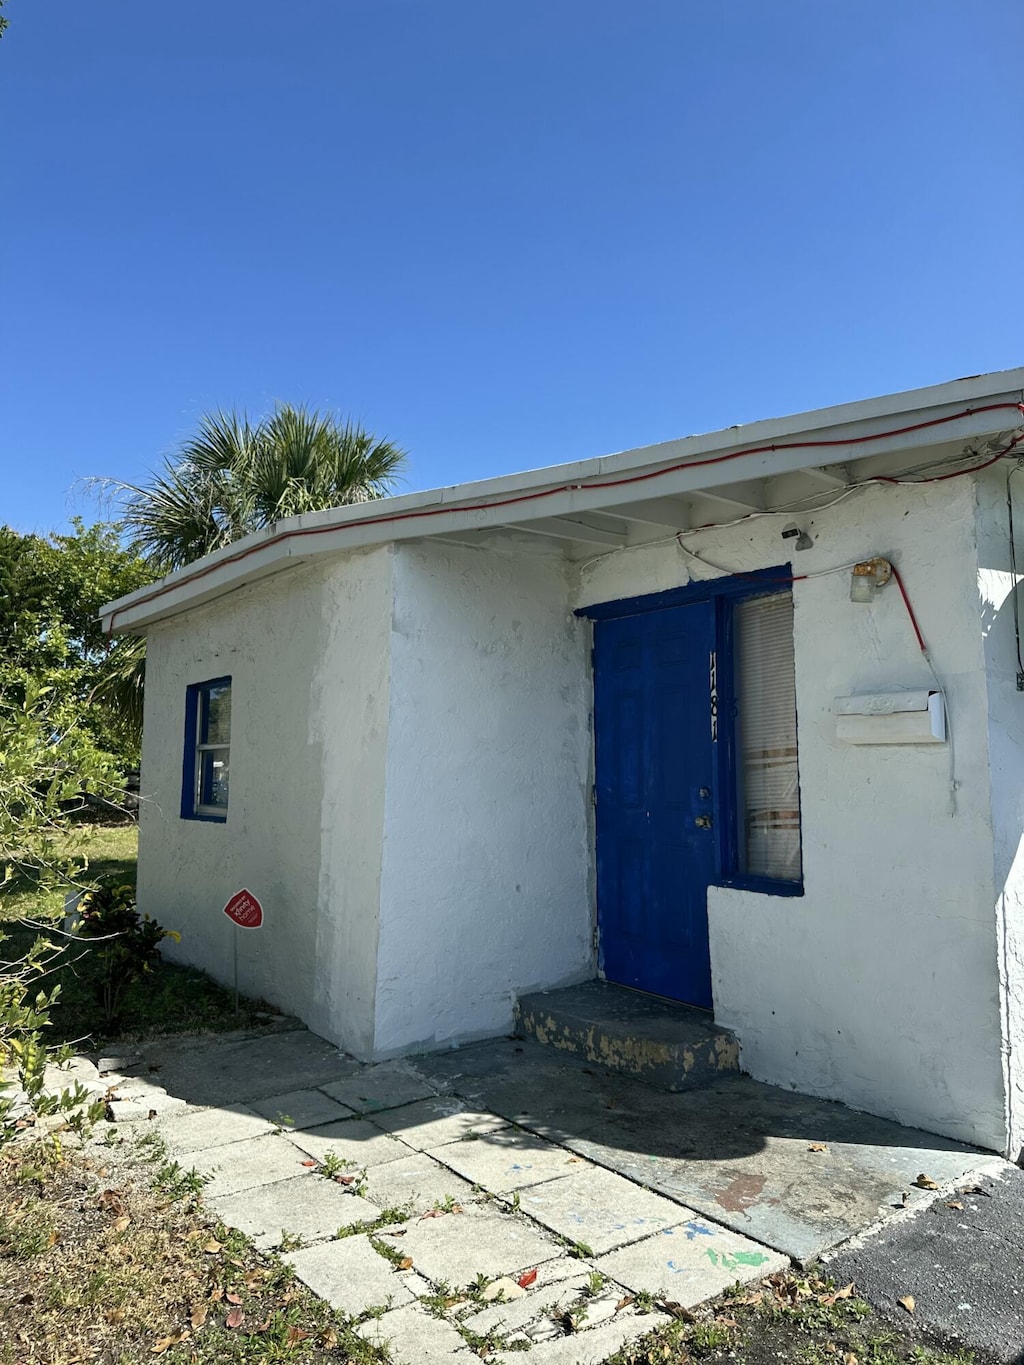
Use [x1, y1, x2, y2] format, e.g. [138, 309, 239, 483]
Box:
[514, 979, 740, 1092]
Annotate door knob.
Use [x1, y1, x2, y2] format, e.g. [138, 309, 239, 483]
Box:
[695, 814, 713, 829]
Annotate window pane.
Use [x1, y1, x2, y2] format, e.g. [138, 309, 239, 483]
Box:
[201, 682, 231, 745]
[198, 748, 230, 810]
[735, 592, 801, 882]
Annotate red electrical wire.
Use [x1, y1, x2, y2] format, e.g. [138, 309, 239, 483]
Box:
[890, 564, 929, 655]
[105, 399, 1024, 635]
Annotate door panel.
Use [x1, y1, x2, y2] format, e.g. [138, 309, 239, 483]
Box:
[593, 601, 717, 1007]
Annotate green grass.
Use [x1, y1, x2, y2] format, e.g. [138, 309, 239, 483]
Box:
[0, 821, 139, 925]
[613, 1274, 983, 1365]
[1, 820, 273, 1047]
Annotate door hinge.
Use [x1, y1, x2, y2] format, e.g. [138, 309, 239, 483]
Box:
[591, 785, 597, 808]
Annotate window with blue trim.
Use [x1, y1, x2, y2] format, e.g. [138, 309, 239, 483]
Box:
[182, 678, 231, 820]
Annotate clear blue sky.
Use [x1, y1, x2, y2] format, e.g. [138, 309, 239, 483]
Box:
[2, 0, 1021, 534]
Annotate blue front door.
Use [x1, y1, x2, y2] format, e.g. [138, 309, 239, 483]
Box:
[593, 601, 717, 1007]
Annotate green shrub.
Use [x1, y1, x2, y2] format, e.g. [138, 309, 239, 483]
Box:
[77, 884, 180, 1027]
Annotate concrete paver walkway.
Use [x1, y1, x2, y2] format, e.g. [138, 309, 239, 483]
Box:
[76, 1026, 1008, 1364]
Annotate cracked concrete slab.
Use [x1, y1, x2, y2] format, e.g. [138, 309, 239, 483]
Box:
[284, 1117, 413, 1169]
[284, 1235, 425, 1315]
[428, 1128, 593, 1193]
[153, 1103, 275, 1153]
[390, 1204, 564, 1287]
[138, 1028, 361, 1106]
[187, 1132, 318, 1198]
[498, 1064, 995, 1262]
[358, 1303, 471, 1363]
[208, 1174, 380, 1248]
[496, 1311, 671, 1364]
[319, 1061, 440, 1115]
[368, 1097, 510, 1151]
[249, 1088, 355, 1129]
[516, 1166, 684, 1254]
[360, 1153, 479, 1216]
[457, 1268, 597, 1340]
[595, 1217, 787, 1304]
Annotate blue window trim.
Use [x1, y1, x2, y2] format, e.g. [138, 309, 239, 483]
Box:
[578, 566, 804, 897]
[181, 676, 231, 823]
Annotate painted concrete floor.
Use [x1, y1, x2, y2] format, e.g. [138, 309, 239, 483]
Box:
[80, 1027, 1008, 1364]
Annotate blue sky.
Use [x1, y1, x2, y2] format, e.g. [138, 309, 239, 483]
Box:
[2, 0, 1021, 533]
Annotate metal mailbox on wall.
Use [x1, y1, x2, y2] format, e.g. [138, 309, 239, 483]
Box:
[834, 689, 946, 745]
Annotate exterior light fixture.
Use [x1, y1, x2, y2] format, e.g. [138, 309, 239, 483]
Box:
[781, 523, 813, 551]
[850, 557, 892, 603]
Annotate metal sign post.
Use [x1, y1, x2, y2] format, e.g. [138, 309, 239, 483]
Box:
[222, 889, 264, 1015]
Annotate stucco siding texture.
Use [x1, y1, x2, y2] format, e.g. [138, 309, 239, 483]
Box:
[372, 539, 593, 1057]
[975, 466, 1024, 1162]
[578, 477, 1007, 1153]
[138, 548, 393, 1055]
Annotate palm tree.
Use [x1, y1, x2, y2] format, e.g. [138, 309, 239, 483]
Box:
[116, 403, 407, 570]
[94, 404, 406, 747]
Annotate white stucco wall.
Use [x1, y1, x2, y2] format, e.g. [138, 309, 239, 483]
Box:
[372, 538, 593, 1056]
[975, 466, 1024, 1163]
[137, 547, 393, 1054]
[576, 478, 1007, 1151]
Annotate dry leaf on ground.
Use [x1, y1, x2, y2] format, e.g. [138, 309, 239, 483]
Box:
[913, 1174, 939, 1190]
[225, 1305, 244, 1329]
[898, 1294, 916, 1313]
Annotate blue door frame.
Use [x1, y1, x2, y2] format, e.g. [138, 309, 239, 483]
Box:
[578, 566, 798, 1009]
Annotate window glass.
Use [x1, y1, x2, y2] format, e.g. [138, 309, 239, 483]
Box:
[201, 682, 232, 746]
[198, 748, 230, 810]
[734, 592, 801, 882]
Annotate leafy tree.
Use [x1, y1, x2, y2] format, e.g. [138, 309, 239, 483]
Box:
[113, 403, 407, 569]
[0, 520, 153, 764]
[0, 680, 120, 1147]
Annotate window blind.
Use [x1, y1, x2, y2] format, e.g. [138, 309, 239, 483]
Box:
[734, 592, 802, 882]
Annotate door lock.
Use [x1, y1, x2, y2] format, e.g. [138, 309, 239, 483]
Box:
[695, 814, 713, 829]
[698, 787, 711, 799]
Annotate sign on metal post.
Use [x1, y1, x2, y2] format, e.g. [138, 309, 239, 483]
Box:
[223, 888, 263, 929]
[223, 888, 263, 1013]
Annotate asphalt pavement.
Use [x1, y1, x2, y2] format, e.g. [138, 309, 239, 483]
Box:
[827, 1165, 1024, 1364]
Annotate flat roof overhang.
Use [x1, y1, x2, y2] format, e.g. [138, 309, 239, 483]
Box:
[100, 368, 1024, 635]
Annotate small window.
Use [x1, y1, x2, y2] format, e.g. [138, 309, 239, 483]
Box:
[182, 677, 231, 820]
[733, 593, 802, 885]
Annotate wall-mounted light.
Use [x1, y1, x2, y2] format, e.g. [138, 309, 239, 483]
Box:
[850, 556, 892, 603]
[781, 523, 813, 551]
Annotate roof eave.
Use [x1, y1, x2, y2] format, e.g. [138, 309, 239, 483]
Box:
[99, 367, 1024, 635]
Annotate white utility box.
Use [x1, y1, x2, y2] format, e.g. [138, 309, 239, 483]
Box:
[834, 689, 946, 745]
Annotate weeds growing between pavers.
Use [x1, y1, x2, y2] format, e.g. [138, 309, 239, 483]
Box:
[0, 1133, 390, 1364]
[2, 1120, 995, 1365]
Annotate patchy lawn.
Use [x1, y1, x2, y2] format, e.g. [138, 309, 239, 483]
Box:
[614, 1277, 989, 1365]
[0, 822, 139, 926]
[1, 821, 273, 1048]
[0, 1132, 992, 1365]
[0, 1133, 386, 1364]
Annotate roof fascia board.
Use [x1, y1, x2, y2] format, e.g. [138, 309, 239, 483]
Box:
[100, 369, 1024, 633]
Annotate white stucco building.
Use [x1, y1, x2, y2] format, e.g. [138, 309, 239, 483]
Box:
[102, 369, 1024, 1160]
